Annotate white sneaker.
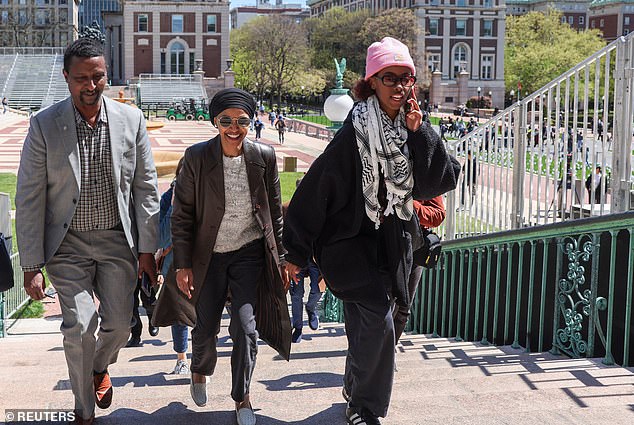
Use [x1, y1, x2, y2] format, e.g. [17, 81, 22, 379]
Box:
[173, 359, 189, 375]
[236, 404, 256, 425]
[190, 374, 207, 407]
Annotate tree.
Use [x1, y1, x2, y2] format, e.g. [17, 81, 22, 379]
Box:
[304, 7, 370, 74]
[505, 9, 605, 96]
[359, 9, 423, 85]
[235, 15, 309, 107]
[6, 12, 33, 48]
[230, 25, 269, 101]
[358, 9, 419, 56]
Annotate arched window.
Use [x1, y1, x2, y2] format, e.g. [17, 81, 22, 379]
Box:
[170, 41, 185, 74]
[452, 43, 469, 78]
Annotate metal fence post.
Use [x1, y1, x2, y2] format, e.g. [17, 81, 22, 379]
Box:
[511, 102, 527, 229]
[445, 144, 458, 240]
[0, 192, 11, 338]
[611, 36, 634, 213]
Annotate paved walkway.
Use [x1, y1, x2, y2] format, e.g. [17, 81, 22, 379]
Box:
[0, 111, 328, 175]
[2, 316, 634, 424]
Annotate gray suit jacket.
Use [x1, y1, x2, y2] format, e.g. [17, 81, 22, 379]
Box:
[16, 96, 160, 268]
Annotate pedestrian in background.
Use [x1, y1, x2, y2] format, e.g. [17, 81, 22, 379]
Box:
[275, 115, 286, 144]
[254, 117, 264, 141]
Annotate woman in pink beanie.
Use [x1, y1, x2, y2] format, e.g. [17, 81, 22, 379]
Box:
[283, 37, 460, 425]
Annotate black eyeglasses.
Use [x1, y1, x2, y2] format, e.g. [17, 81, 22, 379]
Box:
[374, 74, 417, 88]
[217, 116, 251, 128]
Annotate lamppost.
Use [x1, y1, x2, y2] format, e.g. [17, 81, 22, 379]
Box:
[324, 57, 353, 129]
[476, 86, 481, 119]
[510, 89, 515, 105]
[300, 85, 305, 108]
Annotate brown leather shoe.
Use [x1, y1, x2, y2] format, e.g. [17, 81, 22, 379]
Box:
[71, 410, 95, 424]
[94, 371, 113, 409]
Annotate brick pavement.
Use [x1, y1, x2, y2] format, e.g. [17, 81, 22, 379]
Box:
[0, 109, 327, 176]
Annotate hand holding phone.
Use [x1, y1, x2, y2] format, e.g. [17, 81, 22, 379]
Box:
[403, 88, 423, 132]
[404, 87, 415, 113]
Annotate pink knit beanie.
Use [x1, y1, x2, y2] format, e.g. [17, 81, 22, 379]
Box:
[364, 37, 416, 81]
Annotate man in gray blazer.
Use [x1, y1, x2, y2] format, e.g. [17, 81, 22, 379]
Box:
[15, 38, 159, 425]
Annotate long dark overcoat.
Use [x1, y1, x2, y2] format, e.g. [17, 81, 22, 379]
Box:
[155, 135, 291, 360]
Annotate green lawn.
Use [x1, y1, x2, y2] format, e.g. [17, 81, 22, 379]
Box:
[288, 115, 333, 127]
[0, 173, 16, 210]
[279, 172, 304, 203]
[0, 173, 17, 253]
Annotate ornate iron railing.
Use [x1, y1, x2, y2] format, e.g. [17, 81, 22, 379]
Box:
[442, 33, 634, 240]
[410, 211, 634, 366]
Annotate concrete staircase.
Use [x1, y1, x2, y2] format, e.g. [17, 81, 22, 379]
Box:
[1, 316, 634, 424]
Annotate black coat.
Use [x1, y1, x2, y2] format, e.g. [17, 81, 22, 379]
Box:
[283, 115, 461, 302]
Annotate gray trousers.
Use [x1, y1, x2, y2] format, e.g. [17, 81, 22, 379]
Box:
[191, 239, 263, 403]
[343, 297, 395, 418]
[46, 227, 137, 420]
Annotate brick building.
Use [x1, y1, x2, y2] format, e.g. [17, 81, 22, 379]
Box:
[230, 0, 309, 29]
[588, 0, 634, 40]
[506, 0, 589, 30]
[0, 0, 80, 48]
[306, 0, 507, 109]
[122, 0, 229, 82]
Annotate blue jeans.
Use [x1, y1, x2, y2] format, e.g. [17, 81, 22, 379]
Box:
[290, 261, 321, 330]
[171, 324, 188, 354]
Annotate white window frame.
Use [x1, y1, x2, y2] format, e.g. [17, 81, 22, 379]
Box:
[138, 14, 148, 32]
[481, 54, 494, 80]
[456, 19, 466, 36]
[428, 53, 441, 73]
[172, 14, 183, 33]
[453, 43, 469, 78]
[429, 18, 439, 36]
[207, 15, 216, 33]
[482, 20, 492, 37]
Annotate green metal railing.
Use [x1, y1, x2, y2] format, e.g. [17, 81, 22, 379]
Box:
[410, 211, 634, 366]
[0, 252, 27, 337]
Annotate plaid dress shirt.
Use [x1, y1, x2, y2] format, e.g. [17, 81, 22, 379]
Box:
[69, 103, 120, 232]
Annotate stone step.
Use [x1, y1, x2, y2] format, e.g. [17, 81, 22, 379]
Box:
[1, 318, 634, 424]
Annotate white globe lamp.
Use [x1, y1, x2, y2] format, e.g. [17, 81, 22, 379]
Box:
[324, 90, 353, 129]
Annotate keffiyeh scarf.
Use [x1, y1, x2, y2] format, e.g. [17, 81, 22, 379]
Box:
[352, 95, 414, 229]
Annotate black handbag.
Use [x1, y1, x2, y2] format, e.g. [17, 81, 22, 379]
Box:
[0, 232, 15, 292]
[412, 228, 442, 269]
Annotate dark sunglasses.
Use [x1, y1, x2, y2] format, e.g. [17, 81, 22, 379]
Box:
[374, 74, 417, 88]
[217, 116, 251, 128]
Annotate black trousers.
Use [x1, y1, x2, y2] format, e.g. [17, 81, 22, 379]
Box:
[343, 296, 395, 418]
[191, 238, 264, 402]
[130, 278, 155, 339]
[393, 264, 424, 342]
